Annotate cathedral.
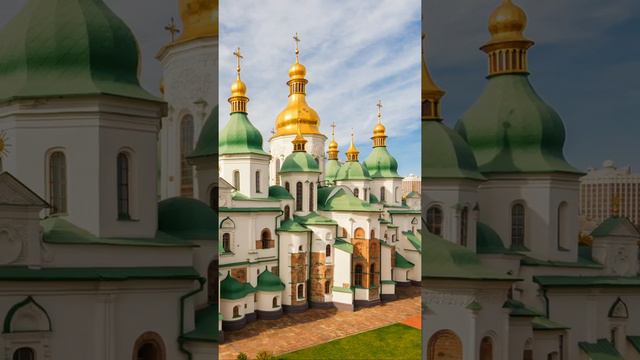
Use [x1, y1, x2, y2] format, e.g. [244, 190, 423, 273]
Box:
[422, 1, 640, 359]
[0, 0, 218, 359]
[216, 38, 421, 333]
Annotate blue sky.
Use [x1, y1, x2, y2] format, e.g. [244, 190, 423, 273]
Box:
[423, 0, 640, 172]
[219, 0, 422, 177]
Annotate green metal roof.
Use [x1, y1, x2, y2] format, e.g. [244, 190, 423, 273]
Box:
[403, 231, 422, 252]
[423, 120, 486, 180]
[158, 197, 217, 240]
[521, 254, 603, 269]
[256, 268, 285, 292]
[476, 222, 513, 254]
[220, 272, 255, 300]
[268, 185, 294, 200]
[503, 298, 541, 317]
[534, 276, 640, 288]
[333, 239, 353, 254]
[387, 209, 421, 215]
[364, 146, 401, 179]
[456, 74, 582, 175]
[41, 217, 195, 247]
[317, 186, 379, 213]
[219, 207, 282, 213]
[277, 219, 311, 233]
[0, 0, 159, 103]
[280, 151, 321, 173]
[189, 107, 218, 159]
[466, 301, 482, 311]
[219, 112, 267, 156]
[628, 336, 640, 354]
[405, 191, 420, 199]
[395, 253, 414, 269]
[0, 266, 200, 281]
[181, 306, 218, 343]
[335, 161, 371, 181]
[422, 230, 517, 281]
[294, 212, 337, 225]
[591, 216, 639, 237]
[578, 339, 623, 360]
[231, 192, 280, 202]
[325, 159, 342, 183]
[532, 316, 570, 331]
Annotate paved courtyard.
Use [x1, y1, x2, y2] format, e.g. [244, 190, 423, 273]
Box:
[219, 286, 421, 359]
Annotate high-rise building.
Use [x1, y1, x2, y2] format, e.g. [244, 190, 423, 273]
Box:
[402, 174, 421, 196]
[580, 160, 640, 227]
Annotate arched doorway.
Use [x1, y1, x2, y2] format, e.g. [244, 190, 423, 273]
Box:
[480, 336, 494, 360]
[132, 332, 166, 360]
[427, 330, 462, 360]
[13, 347, 35, 360]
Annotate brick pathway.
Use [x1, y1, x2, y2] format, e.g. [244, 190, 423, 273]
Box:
[219, 286, 421, 360]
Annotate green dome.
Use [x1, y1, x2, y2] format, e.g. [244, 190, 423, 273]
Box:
[268, 185, 294, 200]
[256, 269, 286, 292]
[158, 197, 217, 240]
[0, 0, 157, 102]
[476, 222, 509, 254]
[220, 272, 255, 300]
[280, 151, 321, 174]
[364, 147, 401, 178]
[325, 159, 341, 183]
[317, 186, 378, 213]
[456, 74, 581, 174]
[335, 161, 371, 181]
[189, 106, 218, 159]
[219, 112, 267, 156]
[423, 120, 485, 180]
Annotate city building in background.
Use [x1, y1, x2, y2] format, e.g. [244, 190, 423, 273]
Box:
[580, 160, 640, 231]
[402, 173, 421, 196]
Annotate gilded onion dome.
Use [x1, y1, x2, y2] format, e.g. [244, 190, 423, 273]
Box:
[422, 34, 445, 120]
[177, 0, 218, 42]
[274, 33, 321, 137]
[365, 102, 401, 179]
[335, 134, 371, 181]
[219, 49, 266, 156]
[455, 0, 580, 175]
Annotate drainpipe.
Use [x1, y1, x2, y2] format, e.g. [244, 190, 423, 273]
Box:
[274, 210, 284, 267]
[307, 230, 312, 306]
[178, 277, 206, 360]
[542, 287, 550, 318]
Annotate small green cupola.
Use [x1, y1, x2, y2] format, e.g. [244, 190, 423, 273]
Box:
[220, 272, 255, 300]
[454, 0, 581, 175]
[0, 0, 158, 102]
[256, 267, 286, 292]
[280, 122, 320, 174]
[219, 48, 267, 156]
[364, 101, 401, 179]
[335, 133, 371, 181]
[325, 122, 341, 183]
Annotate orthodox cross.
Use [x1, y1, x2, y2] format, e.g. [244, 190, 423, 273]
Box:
[330, 121, 336, 138]
[376, 100, 383, 122]
[164, 17, 180, 42]
[233, 47, 243, 78]
[293, 32, 301, 61]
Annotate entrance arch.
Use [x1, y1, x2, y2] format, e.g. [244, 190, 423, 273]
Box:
[427, 330, 462, 360]
[132, 331, 166, 360]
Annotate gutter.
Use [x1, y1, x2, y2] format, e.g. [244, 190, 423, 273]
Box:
[178, 277, 206, 360]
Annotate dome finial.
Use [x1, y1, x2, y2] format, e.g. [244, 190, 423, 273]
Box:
[328, 121, 339, 160]
[346, 130, 359, 161]
[229, 47, 248, 113]
[372, 100, 387, 147]
[178, 0, 218, 42]
[292, 112, 308, 152]
[422, 31, 445, 121]
[293, 32, 301, 63]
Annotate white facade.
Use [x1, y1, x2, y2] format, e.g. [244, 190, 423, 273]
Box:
[270, 133, 326, 185]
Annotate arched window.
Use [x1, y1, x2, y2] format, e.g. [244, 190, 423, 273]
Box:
[369, 263, 375, 285]
[354, 264, 363, 286]
[426, 206, 443, 235]
[285, 182, 290, 193]
[275, 159, 281, 185]
[309, 183, 314, 212]
[298, 245, 303, 252]
[395, 187, 399, 202]
[354, 227, 365, 239]
[428, 330, 463, 360]
[222, 233, 231, 252]
[272, 296, 278, 308]
[117, 152, 130, 219]
[511, 203, 525, 248]
[523, 338, 533, 360]
[460, 207, 468, 246]
[48, 151, 67, 214]
[364, 188, 368, 201]
[380, 187, 386, 202]
[261, 229, 271, 249]
[353, 188, 359, 198]
[284, 205, 291, 220]
[297, 284, 304, 299]
[132, 332, 166, 360]
[370, 229, 375, 240]
[480, 336, 493, 360]
[326, 244, 331, 257]
[233, 170, 240, 191]
[341, 227, 348, 238]
[13, 348, 35, 360]
[391, 234, 396, 242]
[207, 260, 217, 303]
[324, 281, 331, 294]
[296, 182, 303, 211]
[180, 115, 194, 197]
[209, 186, 218, 209]
[255, 171, 261, 193]
[557, 202, 568, 249]
[233, 306, 240, 318]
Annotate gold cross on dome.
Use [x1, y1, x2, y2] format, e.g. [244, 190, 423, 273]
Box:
[376, 100, 383, 122]
[233, 47, 243, 78]
[164, 17, 180, 42]
[330, 121, 336, 137]
[293, 32, 301, 60]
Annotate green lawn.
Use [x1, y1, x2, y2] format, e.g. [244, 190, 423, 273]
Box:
[278, 323, 421, 360]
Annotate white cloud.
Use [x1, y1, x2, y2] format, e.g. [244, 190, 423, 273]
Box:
[219, 0, 421, 173]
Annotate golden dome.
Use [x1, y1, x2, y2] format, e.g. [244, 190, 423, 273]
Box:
[230, 78, 246, 97]
[346, 133, 359, 161]
[422, 34, 445, 99]
[487, 0, 528, 44]
[373, 123, 386, 137]
[228, 47, 249, 113]
[177, 0, 218, 42]
[289, 62, 307, 80]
